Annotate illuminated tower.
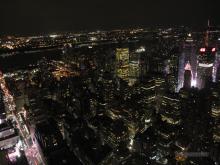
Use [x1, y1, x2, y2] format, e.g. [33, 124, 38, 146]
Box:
[183, 62, 192, 89]
[196, 46, 216, 89]
[128, 50, 141, 86]
[115, 48, 130, 81]
[178, 33, 197, 91]
[165, 55, 179, 93]
[196, 21, 217, 89]
[128, 62, 140, 86]
[211, 84, 220, 143]
[155, 93, 181, 164]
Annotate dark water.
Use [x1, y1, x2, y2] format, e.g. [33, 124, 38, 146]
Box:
[0, 49, 62, 73]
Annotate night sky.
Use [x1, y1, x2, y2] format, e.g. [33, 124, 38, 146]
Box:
[0, 0, 219, 36]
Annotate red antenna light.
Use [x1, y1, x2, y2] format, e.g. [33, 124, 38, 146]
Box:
[212, 48, 216, 52]
[200, 48, 206, 52]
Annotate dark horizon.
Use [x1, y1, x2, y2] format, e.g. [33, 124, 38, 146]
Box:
[0, 0, 220, 36]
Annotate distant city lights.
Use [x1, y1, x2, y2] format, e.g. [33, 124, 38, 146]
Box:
[49, 34, 58, 38]
[135, 46, 146, 53]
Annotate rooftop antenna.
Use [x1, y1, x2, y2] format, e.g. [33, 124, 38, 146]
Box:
[208, 19, 210, 28]
[205, 19, 210, 47]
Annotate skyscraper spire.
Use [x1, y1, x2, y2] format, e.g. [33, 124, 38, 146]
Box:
[184, 61, 192, 71]
[205, 20, 210, 47]
[184, 61, 192, 89]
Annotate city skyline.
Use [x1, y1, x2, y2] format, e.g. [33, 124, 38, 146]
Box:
[1, 1, 220, 165]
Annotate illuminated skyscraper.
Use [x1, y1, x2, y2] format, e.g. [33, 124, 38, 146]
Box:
[155, 93, 181, 165]
[128, 62, 140, 86]
[183, 62, 192, 89]
[128, 51, 141, 86]
[178, 33, 197, 91]
[165, 55, 179, 93]
[196, 47, 216, 89]
[115, 48, 130, 81]
[196, 21, 218, 89]
[210, 84, 220, 143]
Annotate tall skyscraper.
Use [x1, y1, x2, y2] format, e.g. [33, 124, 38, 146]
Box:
[178, 33, 197, 91]
[183, 62, 192, 89]
[196, 22, 218, 89]
[211, 84, 220, 143]
[165, 56, 179, 93]
[197, 46, 216, 89]
[128, 50, 141, 86]
[115, 48, 130, 81]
